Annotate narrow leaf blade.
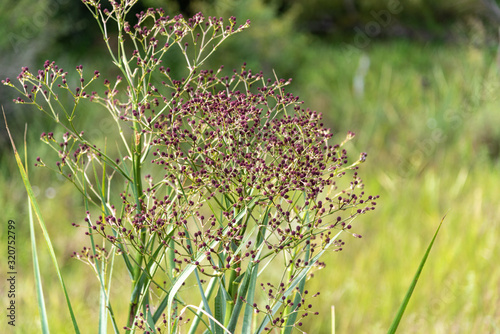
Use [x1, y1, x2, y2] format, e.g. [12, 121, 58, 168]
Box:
[387, 216, 446, 334]
[28, 199, 50, 333]
[3, 112, 81, 333]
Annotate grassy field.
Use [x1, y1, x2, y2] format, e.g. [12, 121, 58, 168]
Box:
[1, 37, 500, 333]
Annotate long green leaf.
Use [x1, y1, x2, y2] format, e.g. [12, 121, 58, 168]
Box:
[240, 206, 272, 334]
[283, 205, 312, 334]
[166, 207, 249, 333]
[94, 158, 108, 334]
[282, 243, 310, 334]
[28, 190, 50, 333]
[255, 229, 344, 334]
[129, 239, 170, 331]
[166, 256, 209, 332]
[194, 268, 216, 332]
[214, 284, 226, 334]
[4, 112, 81, 333]
[239, 262, 260, 334]
[387, 216, 445, 334]
[106, 248, 121, 334]
[187, 276, 218, 334]
[22, 124, 50, 333]
[82, 187, 120, 334]
[228, 210, 271, 332]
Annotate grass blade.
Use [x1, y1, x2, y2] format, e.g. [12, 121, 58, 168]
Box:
[99, 260, 108, 334]
[180, 305, 233, 334]
[283, 209, 312, 334]
[241, 262, 259, 334]
[21, 123, 50, 333]
[106, 249, 121, 334]
[282, 244, 310, 334]
[4, 112, 81, 333]
[255, 229, 344, 334]
[28, 187, 50, 333]
[166, 207, 250, 333]
[387, 216, 446, 334]
[194, 268, 216, 332]
[187, 276, 218, 334]
[214, 284, 226, 334]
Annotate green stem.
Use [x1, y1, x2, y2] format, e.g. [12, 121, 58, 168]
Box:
[125, 125, 145, 331]
[281, 248, 297, 333]
[225, 265, 239, 327]
[95, 7, 148, 332]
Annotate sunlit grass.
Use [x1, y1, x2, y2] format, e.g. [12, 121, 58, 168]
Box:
[289, 40, 500, 333]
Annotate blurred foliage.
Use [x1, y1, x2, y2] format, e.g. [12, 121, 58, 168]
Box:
[2, 0, 498, 151]
[144, 0, 500, 41]
[276, 0, 486, 39]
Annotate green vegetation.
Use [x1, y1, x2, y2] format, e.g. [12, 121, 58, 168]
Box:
[1, 0, 500, 333]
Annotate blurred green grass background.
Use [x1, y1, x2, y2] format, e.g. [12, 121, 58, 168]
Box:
[1, 0, 500, 333]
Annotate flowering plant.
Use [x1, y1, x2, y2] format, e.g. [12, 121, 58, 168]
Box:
[3, 0, 377, 333]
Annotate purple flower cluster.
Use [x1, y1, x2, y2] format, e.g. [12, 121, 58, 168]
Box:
[3, 2, 378, 331]
[73, 66, 376, 332]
